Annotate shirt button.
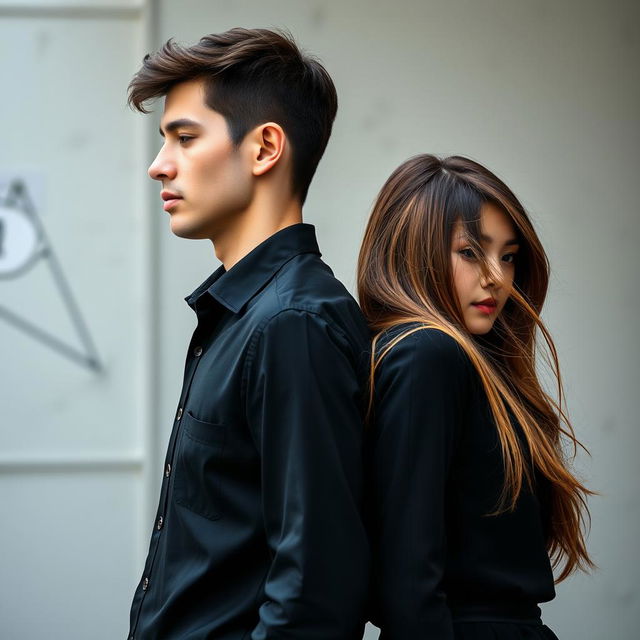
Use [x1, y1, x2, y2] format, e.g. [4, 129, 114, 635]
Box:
[142, 577, 149, 591]
[193, 346, 203, 357]
[176, 407, 183, 421]
[164, 463, 171, 478]
[156, 515, 164, 530]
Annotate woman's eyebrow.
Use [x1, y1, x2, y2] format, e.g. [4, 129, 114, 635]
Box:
[480, 233, 519, 246]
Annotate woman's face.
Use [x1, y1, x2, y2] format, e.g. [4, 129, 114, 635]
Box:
[450, 203, 520, 335]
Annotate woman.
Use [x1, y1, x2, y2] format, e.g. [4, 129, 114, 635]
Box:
[358, 155, 593, 639]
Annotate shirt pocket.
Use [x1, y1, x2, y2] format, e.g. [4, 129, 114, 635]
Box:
[174, 411, 227, 521]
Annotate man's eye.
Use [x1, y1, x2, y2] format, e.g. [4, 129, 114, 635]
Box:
[178, 135, 193, 144]
[458, 248, 476, 260]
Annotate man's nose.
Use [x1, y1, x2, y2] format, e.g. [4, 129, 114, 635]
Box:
[148, 148, 176, 181]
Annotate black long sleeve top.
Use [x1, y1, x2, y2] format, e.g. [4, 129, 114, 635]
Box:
[368, 326, 555, 639]
[128, 224, 370, 639]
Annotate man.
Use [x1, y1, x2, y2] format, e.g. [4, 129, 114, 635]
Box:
[126, 28, 369, 639]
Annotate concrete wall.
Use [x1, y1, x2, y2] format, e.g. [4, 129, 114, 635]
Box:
[1, 1, 637, 638]
[0, 2, 150, 639]
[154, 2, 640, 638]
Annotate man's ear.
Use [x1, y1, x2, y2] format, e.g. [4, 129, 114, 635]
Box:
[249, 122, 286, 177]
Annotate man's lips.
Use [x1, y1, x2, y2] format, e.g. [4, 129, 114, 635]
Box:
[161, 190, 183, 211]
[472, 298, 497, 314]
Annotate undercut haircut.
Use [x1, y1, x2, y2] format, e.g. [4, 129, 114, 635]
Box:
[128, 28, 338, 204]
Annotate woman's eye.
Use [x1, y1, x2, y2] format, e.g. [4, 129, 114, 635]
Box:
[502, 253, 517, 264]
[458, 248, 476, 260]
[178, 135, 193, 144]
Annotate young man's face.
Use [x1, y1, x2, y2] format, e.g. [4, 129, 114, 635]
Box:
[149, 79, 253, 240]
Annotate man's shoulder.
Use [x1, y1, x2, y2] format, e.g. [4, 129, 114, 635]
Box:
[276, 253, 355, 307]
[251, 253, 369, 345]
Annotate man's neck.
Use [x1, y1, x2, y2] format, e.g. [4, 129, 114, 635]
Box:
[213, 197, 303, 270]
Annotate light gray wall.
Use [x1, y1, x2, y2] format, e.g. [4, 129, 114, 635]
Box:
[0, 2, 149, 639]
[153, 1, 639, 639]
[0, 1, 637, 638]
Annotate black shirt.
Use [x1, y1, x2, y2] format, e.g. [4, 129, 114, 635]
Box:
[128, 224, 370, 639]
[368, 326, 555, 639]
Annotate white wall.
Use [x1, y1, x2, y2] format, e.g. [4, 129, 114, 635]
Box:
[153, 1, 640, 639]
[0, 2, 150, 639]
[0, 1, 637, 638]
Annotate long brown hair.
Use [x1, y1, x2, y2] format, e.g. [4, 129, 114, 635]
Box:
[357, 154, 594, 581]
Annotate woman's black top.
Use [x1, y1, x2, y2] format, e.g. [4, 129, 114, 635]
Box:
[367, 326, 556, 638]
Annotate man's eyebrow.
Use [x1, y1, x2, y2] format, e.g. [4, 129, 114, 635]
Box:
[158, 118, 202, 137]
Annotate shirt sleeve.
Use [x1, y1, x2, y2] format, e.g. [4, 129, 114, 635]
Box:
[244, 308, 369, 640]
[369, 328, 471, 639]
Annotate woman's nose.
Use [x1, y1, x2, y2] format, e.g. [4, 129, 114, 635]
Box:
[480, 258, 503, 289]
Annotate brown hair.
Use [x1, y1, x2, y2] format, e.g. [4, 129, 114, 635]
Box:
[358, 154, 594, 582]
[128, 28, 337, 204]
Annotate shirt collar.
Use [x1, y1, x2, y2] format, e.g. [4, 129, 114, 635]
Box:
[185, 223, 321, 313]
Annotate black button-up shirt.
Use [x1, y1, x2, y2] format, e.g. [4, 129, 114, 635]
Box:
[128, 224, 370, 639]
[368, 326, 555, 637]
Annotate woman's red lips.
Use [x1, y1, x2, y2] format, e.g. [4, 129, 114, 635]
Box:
[472, 298, 497, 314]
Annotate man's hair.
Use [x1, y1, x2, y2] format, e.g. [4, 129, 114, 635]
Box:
[128, 28, 338, 204]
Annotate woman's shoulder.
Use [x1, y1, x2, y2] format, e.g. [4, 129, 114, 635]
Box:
[375, 323, 473, 382]
[377, 323, 467, 362]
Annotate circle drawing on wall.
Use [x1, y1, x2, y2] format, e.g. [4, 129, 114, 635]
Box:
[0, 204, 41, 279]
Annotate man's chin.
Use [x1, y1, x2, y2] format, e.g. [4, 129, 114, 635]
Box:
[169, 218, 207, 240]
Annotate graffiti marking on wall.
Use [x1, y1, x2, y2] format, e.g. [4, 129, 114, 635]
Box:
[0, 179, 103, 372]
